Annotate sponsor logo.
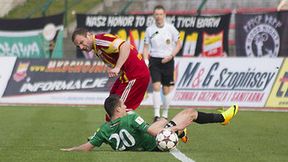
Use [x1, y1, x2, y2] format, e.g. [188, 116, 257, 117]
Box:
[13, 62, 30, 82]
[177, 62, 276, 90]
[27, 60, 108, 73]
[135, 116, 144, 125]
[173, 61, 277, 103]
[4, 59, 115, 96]
[45, 60, 108, 73]
[276, 72, 288, 98]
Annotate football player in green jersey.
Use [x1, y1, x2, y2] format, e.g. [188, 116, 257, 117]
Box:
[61, 94, 238, 152]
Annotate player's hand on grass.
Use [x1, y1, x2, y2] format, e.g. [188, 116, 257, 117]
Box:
[60, 142, 94, 152]
[60, 148, 73, 152]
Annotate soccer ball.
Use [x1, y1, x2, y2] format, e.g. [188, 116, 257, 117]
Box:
[156, 129, 178, 151]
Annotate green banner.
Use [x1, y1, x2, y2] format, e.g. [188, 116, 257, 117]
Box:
[0, 13, 64, 58]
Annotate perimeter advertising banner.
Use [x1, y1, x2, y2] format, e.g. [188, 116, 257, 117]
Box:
[266, 58, 288, 107]
[76, 14, 230, 58]
[171, 57, 283, 107]
[0, 59, 116, 104]
[0, 58, 283, 107]
[235, 11, 288, 57]
[0, 13, 64, 58]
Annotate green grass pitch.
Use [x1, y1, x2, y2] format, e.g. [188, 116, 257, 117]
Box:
[0, 106, 287, 162]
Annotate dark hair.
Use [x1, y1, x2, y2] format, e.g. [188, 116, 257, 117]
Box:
[153, 5, 165, 12]
[104, 94, 121, 117]
[71, 28, 89, 42]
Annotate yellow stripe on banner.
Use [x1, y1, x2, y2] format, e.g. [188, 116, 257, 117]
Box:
[266, 58, 288, 108]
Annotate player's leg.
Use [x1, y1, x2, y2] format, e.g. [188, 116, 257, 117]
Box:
[219, 104, 239, 125]
[168, 104, 239, 126]
[169, 109, 196, 130]
[163, 109, 195, 143]
[112, 76, 150, 111]
[166, 104, 239, 143]
[194, 104, 239, 125]
[161, 86, 172, 119]
[169, 104, 239, 126]
[149, 57, 163, 122]
[124, 77, 150, 110]
[148, 118, 169, 136]
[161, 78, 174, 119]
[152, 82, 161, 121]
[160, 58, 174, 119]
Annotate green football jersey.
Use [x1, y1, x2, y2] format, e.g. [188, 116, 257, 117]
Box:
[89, 111, 157, 151]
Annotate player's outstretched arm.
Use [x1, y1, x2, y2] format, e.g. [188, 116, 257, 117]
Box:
[60, 142, 94, 152]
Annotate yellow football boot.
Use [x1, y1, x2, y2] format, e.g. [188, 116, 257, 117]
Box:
[221, 104, 239, 125]
[178, 128, 188, 143]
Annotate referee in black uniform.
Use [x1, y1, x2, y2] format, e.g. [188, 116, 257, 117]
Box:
[143, 5, 182, 122]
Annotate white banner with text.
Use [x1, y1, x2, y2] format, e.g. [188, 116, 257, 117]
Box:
[0, 57, 283, 107]
[171, 57, 283, 107]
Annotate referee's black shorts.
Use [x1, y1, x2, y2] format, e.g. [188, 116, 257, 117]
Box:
[149, 57, 175, 86]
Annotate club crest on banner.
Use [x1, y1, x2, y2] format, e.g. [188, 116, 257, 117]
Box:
[236, 13, 287, 57]
[245, 24, 280, 57]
